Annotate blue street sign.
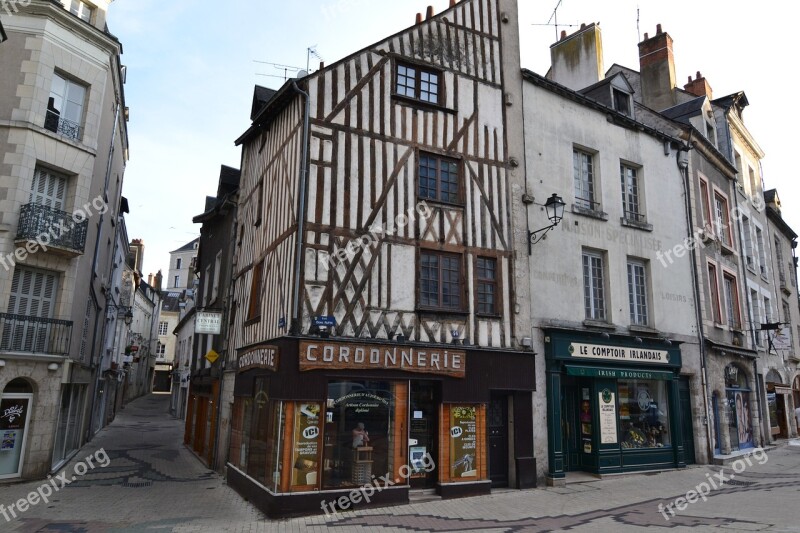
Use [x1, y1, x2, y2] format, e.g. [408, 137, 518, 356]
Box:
[313, 316, 337, 327]
[278, 316, 286, 329]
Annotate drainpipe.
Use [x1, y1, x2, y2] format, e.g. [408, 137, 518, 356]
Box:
[678, 140, 715, 462]
[290, 80, 310, 335]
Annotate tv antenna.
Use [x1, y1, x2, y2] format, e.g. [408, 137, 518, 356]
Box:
[253, 60, 305, 81]
[531, 0, 580, 40]
[307, 46, 324, 75]
[637, 5, 641, 42]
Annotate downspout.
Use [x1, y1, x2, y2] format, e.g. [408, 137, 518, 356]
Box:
[678, 138, 715, 461]
[85, 100, 121, 442]
[290, 80, 311, 334]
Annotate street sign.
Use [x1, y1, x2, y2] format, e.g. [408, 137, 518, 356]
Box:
[196, 311, 222, 334]
[313, 316, 336, 328]
[205, 349, 220, 364]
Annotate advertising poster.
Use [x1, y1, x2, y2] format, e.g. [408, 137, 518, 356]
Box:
[1, 431, 15, 451]
[291, 403, 321, 486]
[0, 398, 28, 431]
[450, 405, 477, 478]
[599, 390, 618, 444]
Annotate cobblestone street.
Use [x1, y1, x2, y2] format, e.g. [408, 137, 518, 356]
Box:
[1, 394, 799, 532]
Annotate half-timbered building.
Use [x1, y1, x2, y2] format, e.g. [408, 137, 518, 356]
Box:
[225, 0, 534, 517]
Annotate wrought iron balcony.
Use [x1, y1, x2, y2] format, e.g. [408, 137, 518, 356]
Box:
[0, 313, 72, 356]
[16, 202, 88, 256]
[44, 110, 81, 141]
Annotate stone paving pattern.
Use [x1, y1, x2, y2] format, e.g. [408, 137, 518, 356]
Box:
[0, 394, 798, 532]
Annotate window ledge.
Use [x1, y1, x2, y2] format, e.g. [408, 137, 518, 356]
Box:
[713, 322, 725, 330]
[719, 242, 736, 256]
[760, 273, 770, 283]
[419, 198, 466, 210]
[391, 94, 455, 114]
[416, 307, 470, 317]
[243, 316, 261, 327]
[583, 319, 615, 330]
[476, 313, 503, 320]
[572, 205, 608, 221]
[620, 218, 653, 232]
[746, 264, 757, 276]
[628, 325, 660, 336]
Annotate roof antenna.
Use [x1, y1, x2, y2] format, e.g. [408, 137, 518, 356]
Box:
[636, 5, 641, 42]
[547, 0, 564, 40]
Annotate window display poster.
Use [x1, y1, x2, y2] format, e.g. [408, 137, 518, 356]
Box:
[599, 389, 618, 444]
[0, 399, 27, 431]
[450, 406, 477, 478]
[1, 431, 16, 451]
[291, 403, 321, 486]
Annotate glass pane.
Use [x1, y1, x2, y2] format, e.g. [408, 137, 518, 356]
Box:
[322, 381, 395, 489]
[618, 380, 670, 449]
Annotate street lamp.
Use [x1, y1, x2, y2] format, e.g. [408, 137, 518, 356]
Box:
[124, 309, 134, 325]
[528, 193, 566, 254]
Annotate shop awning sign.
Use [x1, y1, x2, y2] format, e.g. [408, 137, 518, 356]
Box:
[196, 311, 222, 334]
[565, 365, 673, 381]
[568, 342, 670, 364]
[237, 345, 279, 372]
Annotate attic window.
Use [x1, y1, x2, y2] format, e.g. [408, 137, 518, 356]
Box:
[613, 89, 631, 116]
[395, 62, 441, 105]
[705, 121, 716, 146]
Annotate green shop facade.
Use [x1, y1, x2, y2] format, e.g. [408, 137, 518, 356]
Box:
[545, 329, 689, 482]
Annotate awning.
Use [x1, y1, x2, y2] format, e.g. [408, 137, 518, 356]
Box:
[565, 365, 674, 381]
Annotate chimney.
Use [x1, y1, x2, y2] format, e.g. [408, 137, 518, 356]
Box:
[638, 24, 677, 111]
[147, 273, 154, 286]
[426, 6, 434, 20]
[684, 71, 713, 99]
[154, 270, 163, 292]
[549, 23, 604, 91]
[416, 12, 422, 24]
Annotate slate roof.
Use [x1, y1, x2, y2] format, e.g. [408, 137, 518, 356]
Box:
[170, 237, 199, 254]
[660, 96, 706, 124]
[161, 291, 183, 313]
[251, 85, 277, 120]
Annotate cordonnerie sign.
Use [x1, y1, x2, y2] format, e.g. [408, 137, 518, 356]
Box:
[299, 340, 466, 377]
[237, 345, 279, 372]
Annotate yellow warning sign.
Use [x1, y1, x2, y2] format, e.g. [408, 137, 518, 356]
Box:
[205, 349, 220, 364]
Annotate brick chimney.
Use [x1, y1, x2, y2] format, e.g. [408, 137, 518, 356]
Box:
[684, 71, 713, 99]
[154, 270, 163, 292]
[638, 24, 677, 111]
[549, 23, 604, 91]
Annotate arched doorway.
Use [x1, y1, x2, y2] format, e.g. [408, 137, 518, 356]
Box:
[765, 369, 789, 439]
[724, 364, 753, 451]
[0, 378, 34, 479]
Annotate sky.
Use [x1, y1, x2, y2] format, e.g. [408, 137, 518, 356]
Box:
[107, 0, 797, 278]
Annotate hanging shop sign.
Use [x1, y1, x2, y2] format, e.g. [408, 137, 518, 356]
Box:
[569, 343, 670, 364]
[299, 341, 466, 377]
[599, 389, 618, 444]
[195, 311, 223, 335]
[291, 403, 321, 486]
[450, 406, 477, 478]
[237, 345, 279, 372]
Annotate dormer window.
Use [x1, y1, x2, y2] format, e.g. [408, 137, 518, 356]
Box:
[612, 89, 631, 116]
[64, 0, 94, 23]
[705, 121, 716, 147]
[395, 61, 442, 105]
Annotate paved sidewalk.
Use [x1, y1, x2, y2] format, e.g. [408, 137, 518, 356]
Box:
[1, 394, 799, 532]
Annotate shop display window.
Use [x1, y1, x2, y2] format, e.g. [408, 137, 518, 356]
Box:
[322, 380, 395, 489]
[618, 379, 670, 449]
[291, 402, 322, 487]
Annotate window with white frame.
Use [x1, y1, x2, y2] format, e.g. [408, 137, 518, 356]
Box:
[212, 251, 222, 303]
[748, 166, 759, 198]
[756, 227, 767, 276]
[775, 236, 787, 287]
[627, 259, 648, 326]
[174, 275, 180, 288]
[723, 272, 741, 330]
[742, 216, 754, 270]
[620, 163, 643, 223]
[763, 296, 772, 326]
[574, 149, 597, 211]
[46, 72, 86, 140]
[583, 250, 606, 321]
[64, 0, 94, 22]
[158, 321, 169, 336]
[713, 192, 732, 247]
[750, 289, 761, 345]
[156, 342, 166, 357]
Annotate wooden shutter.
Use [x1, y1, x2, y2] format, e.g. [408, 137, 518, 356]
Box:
[30, 167, 67, 210]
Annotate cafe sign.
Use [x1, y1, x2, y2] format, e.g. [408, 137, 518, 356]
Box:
[237, 345, 279, 372]
[568, 343, 670, 364]
[299, 340, 466, 378]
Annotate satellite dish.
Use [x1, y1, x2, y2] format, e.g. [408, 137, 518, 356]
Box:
[296, 70, 308, 78]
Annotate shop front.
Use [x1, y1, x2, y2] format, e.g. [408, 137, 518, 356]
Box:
[226, 337, 536, 518]
[545, 329, 686, 483]
[765, 370, 792, 440]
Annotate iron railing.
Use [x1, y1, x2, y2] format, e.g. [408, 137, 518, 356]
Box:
[0, 313, 72, 355]
[16, 202, 88, 253]
[623, 210, 648, 224]
[44, 110, 81, 141]
[574, 197, 602, 211]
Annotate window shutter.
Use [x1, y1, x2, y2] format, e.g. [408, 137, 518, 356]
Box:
[30, 167, 68, 210]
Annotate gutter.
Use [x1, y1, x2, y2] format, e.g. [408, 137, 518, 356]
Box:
[290, 80, 310, 334]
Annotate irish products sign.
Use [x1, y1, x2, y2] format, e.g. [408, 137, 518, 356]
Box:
[450, 406, 477, 478]
[599, 389, 618, 444]
[291, 403, 321, 486]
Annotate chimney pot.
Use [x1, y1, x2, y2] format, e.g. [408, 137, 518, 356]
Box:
[426, 6, 434, 19]
[580, 22, 586, 29]
[319, 61, 325, 69]
[688, 76, 692, 83]
[696, 71, 702, 79]
[416, 12, 422, 24]
[644, 32, 648, 40]
[560, 30, 567, 40]
[656, 23, 662, 34]
[450, 0, 456, 6]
